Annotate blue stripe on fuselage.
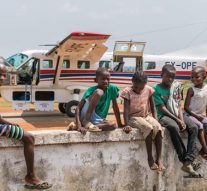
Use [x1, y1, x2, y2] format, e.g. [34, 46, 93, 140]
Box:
[39, 73, 191, 80]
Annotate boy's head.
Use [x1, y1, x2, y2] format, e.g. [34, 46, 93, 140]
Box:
[95, 67, 110, 90]
[132, 71, 147, 94]
[161, 64, 176, 87]
[191, 66, 206, 86]
[0, 64, 7, 86]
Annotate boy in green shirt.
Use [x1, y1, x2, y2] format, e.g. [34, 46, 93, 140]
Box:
[153, 64, 200, 177]
[75, 67, 122, 133]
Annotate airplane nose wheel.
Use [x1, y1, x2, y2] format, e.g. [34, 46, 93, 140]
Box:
[65, 100, 79, 117]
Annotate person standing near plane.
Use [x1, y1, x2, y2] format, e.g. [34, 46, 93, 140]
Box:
[0, 64, 52, 190]
[153, 64, 201, 177]
[120, 71, 165, 171]
[184, 66, 207, 160]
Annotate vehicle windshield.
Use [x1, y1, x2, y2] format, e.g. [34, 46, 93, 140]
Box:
[6, 53, 29, 69]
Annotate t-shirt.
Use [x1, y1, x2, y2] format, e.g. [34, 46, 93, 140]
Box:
[82, 84, 119, 119]
[190, 84, 207, 115]
[153, 84, 170, 120]
[120, 85, 154, 118]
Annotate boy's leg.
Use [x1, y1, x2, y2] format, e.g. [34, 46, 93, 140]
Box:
[159, 116, 186, 163]
[145, 130, 158, 169]
[97, 121, 116, 131]
[203, 123, 207, 145]
[129, 117, 158, 170]
[82, 89, 104, 127]
[146, 116, 164, 170]
[154, 131, 165, 170]
[198, 129, 207, 155]
[21, 131, 41, 184]
[183, 115, 198, 163]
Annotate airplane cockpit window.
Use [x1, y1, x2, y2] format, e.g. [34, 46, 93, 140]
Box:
[43, 60, 53, 68]
[114, 43, 129, 51]
[77, 61, 90, 69]
[144, 61, 156, 70]
[113, 62, 136, 73]
[6, 53, 28, 69]
[62, 60, 70, 69]
[130, 44, 145, 52]
[17, 58, 39, 85]
[99, 61, 111, 69]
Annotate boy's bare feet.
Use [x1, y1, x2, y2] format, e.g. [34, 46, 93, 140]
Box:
[122, 125, 132, 133]
[156, 160, 166, 171]
[148, 159, 159, 170]
[157, 163, 166, 171]
[25, 174, 41, 185]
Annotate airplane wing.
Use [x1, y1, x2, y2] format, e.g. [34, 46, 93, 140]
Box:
[46, 32, 110, 63]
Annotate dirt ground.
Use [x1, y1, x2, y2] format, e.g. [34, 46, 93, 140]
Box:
[0, 98, 122, 131]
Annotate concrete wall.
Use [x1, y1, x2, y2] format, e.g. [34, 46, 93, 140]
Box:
[0, 129, 207, 191]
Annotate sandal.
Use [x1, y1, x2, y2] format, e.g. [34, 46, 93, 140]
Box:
[25, 181, 52, 190]
[183, 172, 203, 178]
[67, 122, 77, 131]
[85, 122, 102, 132]
[191, 162, 201, 171]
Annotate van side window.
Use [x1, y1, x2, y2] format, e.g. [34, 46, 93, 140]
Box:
[43, 60, 53, 68]
[77, 61, 90, 69]
[99, 61, 110, 69]
[62, 60, 70, 69]
[144, 61, 156, 70]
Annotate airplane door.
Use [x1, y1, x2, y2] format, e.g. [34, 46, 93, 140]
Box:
[113, 41, 145, 71]
[17, 58, 40, 85]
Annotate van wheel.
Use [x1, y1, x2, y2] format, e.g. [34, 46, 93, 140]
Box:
[65, 100, 79, 117]
[58, 103, 66, 114]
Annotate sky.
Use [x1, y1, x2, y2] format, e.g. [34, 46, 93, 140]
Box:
[1, 0, 207, 58]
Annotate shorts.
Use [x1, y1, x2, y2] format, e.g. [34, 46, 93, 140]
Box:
[129, 115, 163, 139]
[80, 99, 104, 125]
[0, 124, 24, 140]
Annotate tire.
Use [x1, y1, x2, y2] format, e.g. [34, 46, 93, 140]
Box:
[58, 103, 66, 114]
[65, 100, 79, 117]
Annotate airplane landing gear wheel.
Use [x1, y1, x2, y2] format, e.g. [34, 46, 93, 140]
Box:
[58, 103, 66, 114]
[65, 100, 79, 117]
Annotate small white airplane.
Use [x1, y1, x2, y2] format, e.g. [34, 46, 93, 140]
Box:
[1, 32, 207, 117]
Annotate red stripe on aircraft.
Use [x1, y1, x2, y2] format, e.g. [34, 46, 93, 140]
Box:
[70, 32, 110, 40]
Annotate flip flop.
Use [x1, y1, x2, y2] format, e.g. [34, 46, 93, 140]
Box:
[191, 162, 201, 171]
[85, 122, 102, 132]
[184, 173, 203, 178]
[25, 181, 52, 190]
[67, 122, 77, 131]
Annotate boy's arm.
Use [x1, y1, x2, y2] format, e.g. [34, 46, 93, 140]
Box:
[75, 100, 87, 133]
[184, 87, 204, 121]
[121, 98, 132, 133]
[149, 95, 157, 119]
[123, 98, 130, 126]
[159, 104, 185, 129]
[112, 99, 122, 127]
